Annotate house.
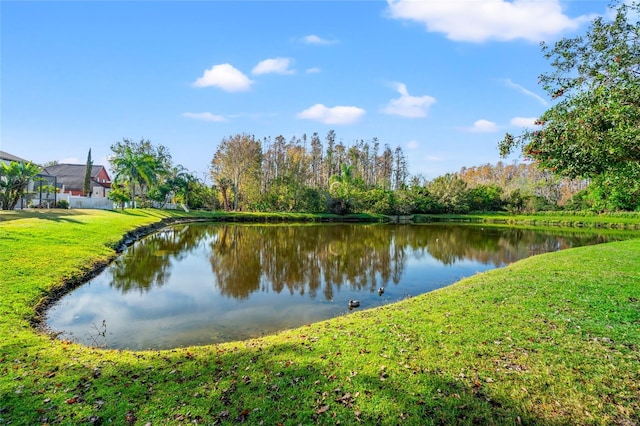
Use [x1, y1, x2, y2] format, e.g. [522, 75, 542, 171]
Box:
[0, 150, 30, 165]
[43, 163, 112, 197]
[1, 150, 58, 208]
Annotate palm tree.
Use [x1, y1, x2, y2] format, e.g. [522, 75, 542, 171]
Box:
[110, 147, 158, 208]
[329, 163, 355, 200]
[163, 165, 196, 208]
[0, 161, 42, 210]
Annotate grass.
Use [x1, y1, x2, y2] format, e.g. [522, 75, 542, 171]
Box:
[1, 209, 639, 425]
[414, 212, 640, 229]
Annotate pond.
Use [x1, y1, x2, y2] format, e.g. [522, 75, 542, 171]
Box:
[45, 222, 616, 350]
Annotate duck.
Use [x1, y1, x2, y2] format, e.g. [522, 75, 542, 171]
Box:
[348, 300, 360, 309]
[378, 287, 385, 295]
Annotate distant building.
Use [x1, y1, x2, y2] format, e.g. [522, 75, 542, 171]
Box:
[43, 163, 112, 197]
[0, 150, 29, 165]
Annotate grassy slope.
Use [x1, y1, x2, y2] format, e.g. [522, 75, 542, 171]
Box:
[414, 212, 640, 229]
[0, 210, 639, 425]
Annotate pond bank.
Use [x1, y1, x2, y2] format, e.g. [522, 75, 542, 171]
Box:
[414, 212, 640, 229]
[1, 209, 638, 425]
[31, 212, 386, 330]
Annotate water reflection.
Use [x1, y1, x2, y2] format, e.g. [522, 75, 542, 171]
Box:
[45, 223, 614, 350]
[209, 225, 410, 300]
[110, 226, 204, 293]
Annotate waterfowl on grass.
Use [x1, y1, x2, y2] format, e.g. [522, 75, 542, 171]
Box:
[348, 300, 360, 308]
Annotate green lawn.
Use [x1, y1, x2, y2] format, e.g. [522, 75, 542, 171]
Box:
[1, 209, 639, 425]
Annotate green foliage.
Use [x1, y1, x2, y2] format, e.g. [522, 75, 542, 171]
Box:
[210, 134, 262, 211]
[329, 164, 362, 202]
[1, 210, 639, 424]
[109, 138, 172, 208]
[564, 189, 592, 211]
[407, 185, 438, 213]
[499, 1, 640, 210]
[259, 181, 328, 213]
[359, 188, 416, 215]
[326, 196, 354, 215]
[504, 188, 526, 214]
[525, 195, 560, 212]
[583, 165, 640, 211]
[427, 173, 470, 213]
[468, 184, 504, 212]
[83, 148, 93, 197]
[361, 188, 396, 215]
[0, 160, 42, 210]
[107, 185, 131, 210]
[56, 199, 69, 209]
[294, 187, 326, 213]
[185, 181, 218, 210]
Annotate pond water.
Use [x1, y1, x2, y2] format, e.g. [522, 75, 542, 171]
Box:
[46, 222, 615, 350]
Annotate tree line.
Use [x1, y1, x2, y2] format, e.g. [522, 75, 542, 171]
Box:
[104, 133, 591, 215]
[209, 131, 409, 214]
[4, 2, 638, 213]
[140, 1, 640, 214]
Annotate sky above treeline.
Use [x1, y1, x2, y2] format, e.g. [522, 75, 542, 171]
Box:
[1, 0, 617, 181]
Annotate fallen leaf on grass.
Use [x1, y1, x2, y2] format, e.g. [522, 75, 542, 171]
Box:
[236, 409, 250, 423]
[216, 410, 230, 419]
[316, 405, 330, 414]
[336, 392, 354, 407]
[66, 395, 80, 404]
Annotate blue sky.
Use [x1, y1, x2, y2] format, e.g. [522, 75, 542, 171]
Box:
[1, 0, 610, 181]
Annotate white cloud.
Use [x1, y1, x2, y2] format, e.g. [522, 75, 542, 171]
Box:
[306, 67, 321, 74]
[510, 117, 538, 127]
[301, 34, 338, 45]
[406, 140, 419, 149]
[386, 0, 594, 42]
[182, 112, 227, 123]
[503, 79, 548, 105]
[382, 82, 436, 118]
[297, 104, 366, 125]
[192, 63, 253, 92]
[467, 119, 499, 133]
[252, 57, 295, 75]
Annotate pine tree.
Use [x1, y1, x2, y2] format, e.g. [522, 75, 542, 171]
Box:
[83, 149, 93, 197]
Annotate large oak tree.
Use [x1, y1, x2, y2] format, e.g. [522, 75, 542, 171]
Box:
[499, 1, 640, 209]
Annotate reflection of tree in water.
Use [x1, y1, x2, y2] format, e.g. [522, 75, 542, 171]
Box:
[421, 225, 610, 266]
[109, 225, 208, 293]
[109, 222, 612, 299]
[208, 224, 611, 301]
[209, 225, 407, 301]
[208, 226, 262, 299]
